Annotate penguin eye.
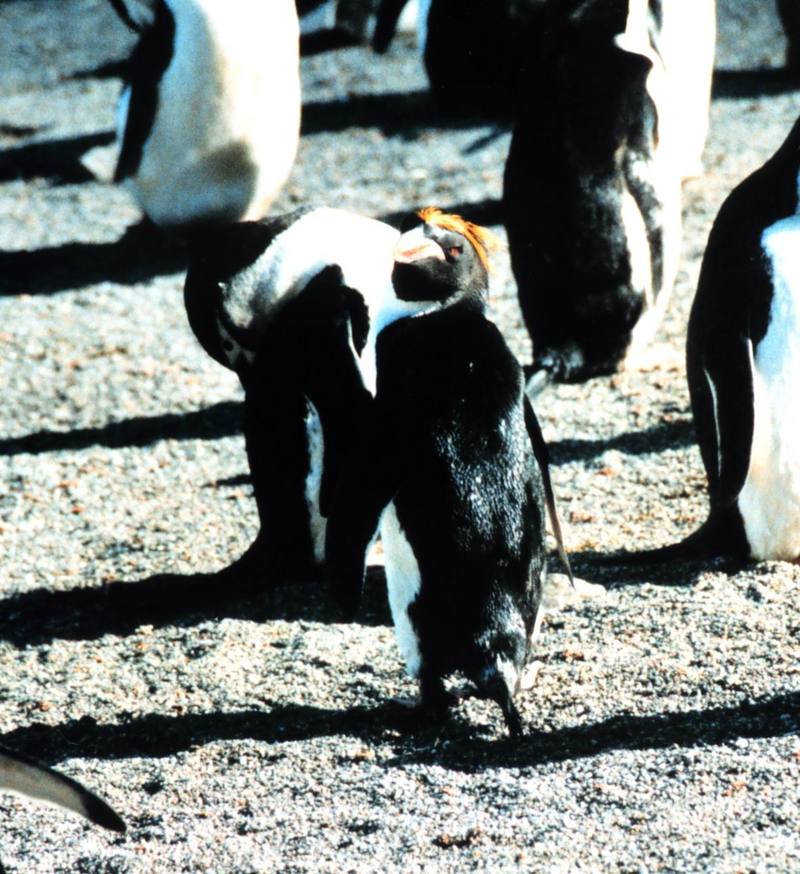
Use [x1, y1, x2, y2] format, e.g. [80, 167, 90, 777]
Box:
[445, 245, 463, 262]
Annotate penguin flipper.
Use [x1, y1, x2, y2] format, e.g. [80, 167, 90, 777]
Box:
[325, 408, 400, 616]
[524, 397, 573, 585]
[693, 328, 755, 510]
[0, 747, 126, 834]
[113, 2, 175, 183]
[372, 0, 410, 53]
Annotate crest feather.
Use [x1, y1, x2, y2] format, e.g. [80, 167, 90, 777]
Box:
[417, 207, 498, 271]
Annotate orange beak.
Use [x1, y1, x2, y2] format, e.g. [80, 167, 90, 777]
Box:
[393, 227, 446, 264]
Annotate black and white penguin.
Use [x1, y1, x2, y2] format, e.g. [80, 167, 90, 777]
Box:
[326, 208, 571, 736]
[778, 0, 800, 78]
[0, 746, 125, 833]
[373, 0, 547, 116]
[626, 116, 800, 563]
[109, 0, 300, 228]
[184, 207, 402, 580]
[504, 0, 713, 392]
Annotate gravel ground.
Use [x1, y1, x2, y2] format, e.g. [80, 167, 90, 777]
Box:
[1, 1, 799, 871]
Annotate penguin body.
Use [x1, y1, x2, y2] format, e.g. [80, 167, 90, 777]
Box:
[326, 210, 568, 736]
[504, 0, 704, 389]
[372, 0, 547, 116]
[184, 207, 400, 579]
[683, 117, 800, 562]
[113, 0, 300, 228]
[0, 746, 125, 834]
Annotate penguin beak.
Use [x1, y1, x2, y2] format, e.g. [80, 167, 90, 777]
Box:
[393, 226, 446, 264]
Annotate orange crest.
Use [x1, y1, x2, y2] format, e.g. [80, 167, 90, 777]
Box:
[417, 207, 499, 272]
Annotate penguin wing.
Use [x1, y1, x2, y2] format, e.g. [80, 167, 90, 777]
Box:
[113, 1, 174, 183]
[325, 400, 402, 616]
[0, 747, 125, 834]
[524, 397, 573, 583]
[690, 326, 755, 510]
[107, 0, 156, 32]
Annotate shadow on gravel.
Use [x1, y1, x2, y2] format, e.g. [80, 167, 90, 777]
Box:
[0, 130, 114, 184]
[0, 221, 189, 296]
[0, 565, 388, 647]
[386, 690, 800, 772]
[0, 401, 243, 457]
[712, 67, 800, 99]
[301, 91, 511, 137]
[3, 689, 797, 769]
[547, 418, 694, 467]
[570, 550, 748, 589]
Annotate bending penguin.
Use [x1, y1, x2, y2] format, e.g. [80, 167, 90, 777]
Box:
[504, 0, 713, 392]
[325, 208, 571, 737]
[618, 115, 800, 563]
[183, 207, 401, 581]
[0, 745, 125, 833]
[108, 0, 300, 228]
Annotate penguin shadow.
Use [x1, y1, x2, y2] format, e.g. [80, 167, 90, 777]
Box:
[0, 400, 243, 459]
[382, 688, 800, 772]
[4, 686, 796, 773]
[0, 220, 190, 297]
[712, 66, 800, 99]
[547, 418, 695, 467]
[0, 129, 115, 185]
[0, 560, 390, 649]
[571, 550, 750, 589]
[301, 91, 512, 138]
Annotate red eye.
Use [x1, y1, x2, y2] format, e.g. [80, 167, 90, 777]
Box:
[447, 246, 462, 260]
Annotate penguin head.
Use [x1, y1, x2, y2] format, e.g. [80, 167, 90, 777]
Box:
[390, 208, 495, 308]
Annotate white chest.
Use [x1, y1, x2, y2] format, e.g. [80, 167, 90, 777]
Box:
[380, 502, 422, 677]
[738, 216, 800, 560]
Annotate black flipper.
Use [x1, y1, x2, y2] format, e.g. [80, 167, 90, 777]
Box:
[372, 0, 411, 53]
[113, 0, 175, 183]
[524, 397, 573, 584]
[694, 328, 755, 511]
[0, 746, 126, 834]
[325, 396, 401, 616]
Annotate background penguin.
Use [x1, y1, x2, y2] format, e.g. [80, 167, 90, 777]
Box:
[504, 0, 712, 392]
[109, 0, 300, 229]
[372, 0, 548, 117]
[183, 206, 401, 581]
[0, 745, 125, 834]
[778, 0, 800, 78]
[617, 115, 800, 564]
[326, 208, 571, 737]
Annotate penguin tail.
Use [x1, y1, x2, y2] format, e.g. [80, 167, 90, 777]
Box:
[372, 0, 410, 53]
[598, 513, 744, 566]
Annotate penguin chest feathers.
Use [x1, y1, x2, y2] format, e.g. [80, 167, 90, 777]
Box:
[133, 0, 300, 226]
[738, 215, 800, 560]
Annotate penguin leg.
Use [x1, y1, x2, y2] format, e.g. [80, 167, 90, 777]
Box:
[242, 383, 320, 584]
[418, 670, 459, 721]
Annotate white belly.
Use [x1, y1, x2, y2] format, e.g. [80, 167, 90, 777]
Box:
[738, 216, 800, 560]
[304, 402, 326, 565]
[131, 0, 300, 226]
[380, 502, 422, 677]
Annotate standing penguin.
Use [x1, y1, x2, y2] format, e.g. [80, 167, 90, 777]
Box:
[504, 0, 713, 391]
[109, 0, 300, 228]
[326, 209, 570, 736]
[184, 207, 401, 580]
[627, 116, 800, 563]
[0, 746, 125, 834]
[372, 0, 547, 116]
